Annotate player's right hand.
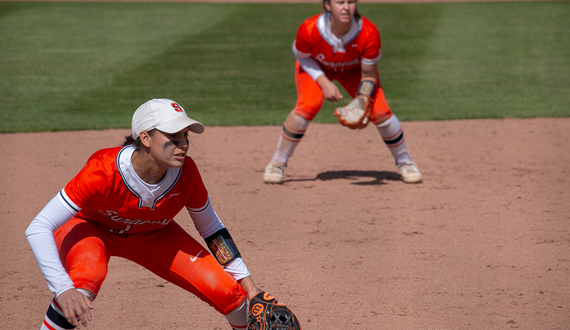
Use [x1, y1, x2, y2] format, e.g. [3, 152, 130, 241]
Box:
[317, 76, 343, 102]
[57, 288, 94, 329]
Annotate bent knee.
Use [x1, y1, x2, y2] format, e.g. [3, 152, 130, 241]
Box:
[292, 107, 318, 121]
[64, 237, 109, 296]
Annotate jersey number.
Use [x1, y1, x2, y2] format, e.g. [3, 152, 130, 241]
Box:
[109, 224, 132, 235]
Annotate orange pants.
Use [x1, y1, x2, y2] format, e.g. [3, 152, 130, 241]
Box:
[54, 218, 246, 315]
[292, 61, 393, 124]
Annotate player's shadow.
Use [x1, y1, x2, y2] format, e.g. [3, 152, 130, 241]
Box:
[286, 170, 401, 185]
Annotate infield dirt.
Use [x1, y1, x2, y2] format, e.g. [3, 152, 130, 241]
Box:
[1, 0, 569, 329]
[2, 117, 569, 329]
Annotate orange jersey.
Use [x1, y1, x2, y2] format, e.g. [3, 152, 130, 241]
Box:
[293, 13, 382, 73]
[62, 145, 208, 235]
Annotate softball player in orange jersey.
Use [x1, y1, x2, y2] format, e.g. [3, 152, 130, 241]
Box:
[263, 0, 423, 184]
[26, 99, 260, 330]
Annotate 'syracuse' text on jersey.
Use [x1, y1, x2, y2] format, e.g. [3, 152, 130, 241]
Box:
[293, 13, 382, 73]
[61, 145, 209, 235]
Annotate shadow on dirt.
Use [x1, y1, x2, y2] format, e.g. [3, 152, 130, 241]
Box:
[285, 170, 402, 185]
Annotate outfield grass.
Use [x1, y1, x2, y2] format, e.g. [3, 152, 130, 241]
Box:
[0, 1, 568, 133]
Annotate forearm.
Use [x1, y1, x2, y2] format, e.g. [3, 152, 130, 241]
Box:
[238, 276, 260, 300]
[187, 197, 225, 238]
[188, 198, 251, 281]
[360, 63, 378, 84]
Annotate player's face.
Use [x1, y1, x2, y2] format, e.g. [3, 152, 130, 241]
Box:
[327, 0, 357, 24]
[149, 127, 190, 168]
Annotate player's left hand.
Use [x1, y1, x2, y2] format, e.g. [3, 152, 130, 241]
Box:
[247, 291, 301, 330]
[334, 94, 373, 129]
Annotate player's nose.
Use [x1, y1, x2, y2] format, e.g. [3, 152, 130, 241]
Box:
[178, 137, 189, 149]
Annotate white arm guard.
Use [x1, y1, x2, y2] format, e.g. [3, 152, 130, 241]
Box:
[293, 40, 324, 81]
[25, 192, 77, 297]
[296, 56, 325, 81]
[187, 197, 225, 238]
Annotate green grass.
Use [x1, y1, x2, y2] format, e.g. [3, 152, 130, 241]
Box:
[0, 1, 569, 133]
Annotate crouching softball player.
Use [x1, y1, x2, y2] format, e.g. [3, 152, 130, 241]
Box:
[26, 99, 261, 329]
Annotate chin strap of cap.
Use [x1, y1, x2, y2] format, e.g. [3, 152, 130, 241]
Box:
[205, 228, 241, 266]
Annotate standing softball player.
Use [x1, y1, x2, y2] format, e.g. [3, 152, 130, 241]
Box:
[26, 99, 264, 330]
[263, 0, 423, 184]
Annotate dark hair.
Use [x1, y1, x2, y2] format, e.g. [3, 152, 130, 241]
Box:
[122, 129, 156, 150]
[322, 0, 361, 21]
[123, 135, 141, 149]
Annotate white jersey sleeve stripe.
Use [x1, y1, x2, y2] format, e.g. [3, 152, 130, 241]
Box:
[292, 40, 312, 59]
[187, 197, 211, 214]
[59, 189, 81, 213]
[187, 197, 225, 239]
[361, 49, 382, 66]
[293, 40, 325, 81]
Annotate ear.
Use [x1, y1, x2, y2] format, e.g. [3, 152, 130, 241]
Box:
[139, 131, 152, 148]
[323, 0, 331, 12]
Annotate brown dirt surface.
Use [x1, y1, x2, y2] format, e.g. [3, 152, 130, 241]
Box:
[1, 117, 569, 329]
[1, 0, 568, 328]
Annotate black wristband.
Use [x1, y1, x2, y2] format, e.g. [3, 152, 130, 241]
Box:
[357, 80, 375, 98]
[205, 228, 241, 265]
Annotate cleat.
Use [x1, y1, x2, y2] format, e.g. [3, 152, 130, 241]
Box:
[263, 162, 286, 184]
[398, 161, 423, 183]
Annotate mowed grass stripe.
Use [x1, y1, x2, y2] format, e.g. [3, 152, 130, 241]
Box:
[0, 2, 568, 133]
[0, 2, 234, 131]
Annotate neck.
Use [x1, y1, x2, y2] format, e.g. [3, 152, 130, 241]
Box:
[329, 16, 351, 39]
[131, 149, 167, 184]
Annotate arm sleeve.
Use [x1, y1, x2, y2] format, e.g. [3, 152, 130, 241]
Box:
[187, 197, 225, 238]
[296, 55, 325, 81]
[187, 198, 251, 280]
[223, 257, 250, 281]
[25, 191, 77, 297]
[292, 39, 324, 81]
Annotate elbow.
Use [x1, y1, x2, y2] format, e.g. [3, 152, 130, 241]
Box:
[24, 222, 36, 240]
[25, 217, 46, 239]
[24, 222, 33, 238]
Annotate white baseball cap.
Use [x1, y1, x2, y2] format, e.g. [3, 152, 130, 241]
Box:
[131, 98, 205, 139]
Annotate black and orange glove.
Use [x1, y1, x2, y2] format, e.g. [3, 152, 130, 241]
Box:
[247, 291, 301, 330]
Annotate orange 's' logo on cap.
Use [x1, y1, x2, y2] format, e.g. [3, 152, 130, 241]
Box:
[171, 103, 183, 112]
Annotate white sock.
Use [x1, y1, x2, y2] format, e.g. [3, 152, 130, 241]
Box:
[225, 300, 248, 330]
[270, 113, 309, 165]
[375, 114, 411, 164]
